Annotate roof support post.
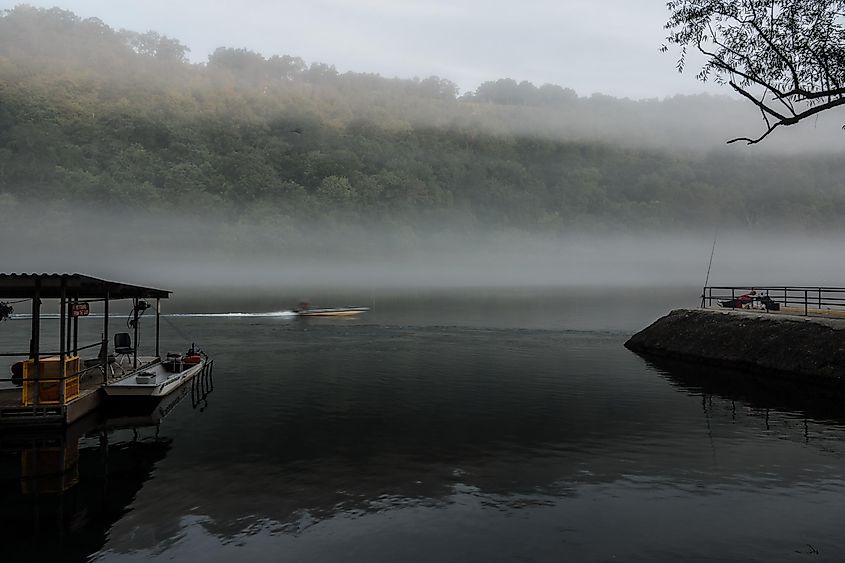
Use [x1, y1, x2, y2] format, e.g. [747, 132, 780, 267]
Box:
[59, 278, 66, 406]
[103, 290, 109, 385]
[72, 296, 79, 356]
[133, 298, 139, 370]
[155, 298, 160, 359]
[65, 293, 72, 356]
[31, 279, 41, 408]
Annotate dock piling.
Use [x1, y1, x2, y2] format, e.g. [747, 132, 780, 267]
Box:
[103, 290, 109, 385]
[32, 279, 41, 410]
[59, 278, 66, 406]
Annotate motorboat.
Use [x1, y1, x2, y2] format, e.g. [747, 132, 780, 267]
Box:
[104, 346, 209, 400]
[293, 306, 369, 317]
[292, 300, 369, 317]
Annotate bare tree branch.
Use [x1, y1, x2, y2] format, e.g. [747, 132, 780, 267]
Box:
[665, 0, 845, 144]
[728, 123, 781, 144]
[748, 20, 800, 90]
[729, 81, 787, 120]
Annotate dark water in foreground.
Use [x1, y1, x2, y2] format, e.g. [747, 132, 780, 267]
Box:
[3, 289, 845, 562]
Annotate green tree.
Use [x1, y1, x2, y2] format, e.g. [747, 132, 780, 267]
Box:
[121, 30, 190, 63]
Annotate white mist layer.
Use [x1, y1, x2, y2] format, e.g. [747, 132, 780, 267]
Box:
[2, 207, 843, 292]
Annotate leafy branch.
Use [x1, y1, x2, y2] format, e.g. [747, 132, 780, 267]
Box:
[664, 0, 845, 144]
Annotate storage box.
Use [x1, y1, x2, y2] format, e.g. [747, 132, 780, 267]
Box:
[21, 355, 81, 406]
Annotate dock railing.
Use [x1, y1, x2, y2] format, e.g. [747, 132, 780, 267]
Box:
[702, 286, 845, 317]
[0, 338, 116, 413]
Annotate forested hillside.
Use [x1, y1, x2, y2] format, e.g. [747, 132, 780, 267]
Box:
[1, 5, 845, 232]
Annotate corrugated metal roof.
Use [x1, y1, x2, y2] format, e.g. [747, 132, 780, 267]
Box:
[0, 273, 171, 300]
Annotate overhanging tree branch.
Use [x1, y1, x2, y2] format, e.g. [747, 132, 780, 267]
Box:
[697, 39, 798, 115]
[665, 0, 845, 144]
[729, 80, 787, 120]
[728, 87, 845, 143]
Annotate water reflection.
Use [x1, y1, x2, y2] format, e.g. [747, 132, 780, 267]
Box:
[648, 357, 845, 458]
[95, 328, 845, 561]
[0, 380, 212, 563]
[649, 356, 845, 427]
[5, 316, 845, 562]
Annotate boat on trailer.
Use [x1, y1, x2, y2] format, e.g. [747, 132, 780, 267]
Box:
[104, 346, 208, 400]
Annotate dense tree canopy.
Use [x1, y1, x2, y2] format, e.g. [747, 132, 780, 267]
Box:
[665, 0, 845, 144]
[1, 5, 844, 235]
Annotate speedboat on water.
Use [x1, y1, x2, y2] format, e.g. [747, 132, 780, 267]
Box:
[292, 301, 369, 317]
[104, 345, 209, 400]
[293, 306, 369, 317]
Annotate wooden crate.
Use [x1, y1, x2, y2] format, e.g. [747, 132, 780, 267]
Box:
[21, 356, 81, 406]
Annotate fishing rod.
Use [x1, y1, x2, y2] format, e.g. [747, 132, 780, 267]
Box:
[701, 230, 718, 308]
[161, 313, 207, 356]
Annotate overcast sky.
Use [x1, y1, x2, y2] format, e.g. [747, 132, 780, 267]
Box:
[6, 0, 720, 99]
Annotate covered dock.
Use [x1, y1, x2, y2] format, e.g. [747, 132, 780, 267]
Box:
[0, 273, 170, 427]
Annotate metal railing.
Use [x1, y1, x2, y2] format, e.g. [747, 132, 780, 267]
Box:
[0, 341, 102, 358]
[702, 286, 845, 316]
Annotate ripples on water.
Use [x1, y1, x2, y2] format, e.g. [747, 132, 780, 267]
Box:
[2, 289, 845, 562]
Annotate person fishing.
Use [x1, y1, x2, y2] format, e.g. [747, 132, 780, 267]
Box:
[719, 289, 756, 309]
[736, 290, 757, 308]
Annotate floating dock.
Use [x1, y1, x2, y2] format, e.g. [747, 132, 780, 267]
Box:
[0, 377, 100, 427]
[0, 273, 170, 427]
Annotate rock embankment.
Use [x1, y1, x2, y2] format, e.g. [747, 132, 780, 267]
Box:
[625, 308, 845, 384]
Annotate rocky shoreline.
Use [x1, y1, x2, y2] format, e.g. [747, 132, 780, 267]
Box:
[625, 308, 845, 385]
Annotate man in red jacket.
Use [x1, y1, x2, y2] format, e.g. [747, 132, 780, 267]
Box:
[736, 290, 756, 308]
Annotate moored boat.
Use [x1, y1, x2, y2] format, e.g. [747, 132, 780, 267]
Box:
[104, 346, 208, 400]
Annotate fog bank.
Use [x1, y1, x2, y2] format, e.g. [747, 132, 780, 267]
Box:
[2, 206, 843, 293]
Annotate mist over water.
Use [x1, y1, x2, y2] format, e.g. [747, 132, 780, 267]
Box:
[3, 203, 845, 298]
[4, 6, 845, 562]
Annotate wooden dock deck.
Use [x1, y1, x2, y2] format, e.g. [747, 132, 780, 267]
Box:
[0, 356, 159, 428]
[0, 273, 178, 430]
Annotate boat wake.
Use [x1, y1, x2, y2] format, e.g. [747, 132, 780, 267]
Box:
[7, 311, 298, 319]
[167, 311, 297, 318]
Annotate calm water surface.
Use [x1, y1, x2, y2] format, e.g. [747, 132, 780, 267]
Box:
[2, 288, 845, 562]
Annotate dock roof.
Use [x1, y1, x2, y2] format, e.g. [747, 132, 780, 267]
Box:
[0, 273, 171, 300]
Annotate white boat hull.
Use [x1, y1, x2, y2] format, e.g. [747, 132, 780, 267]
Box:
[294, 307, 369, 317]
[104, 359, 206, 399]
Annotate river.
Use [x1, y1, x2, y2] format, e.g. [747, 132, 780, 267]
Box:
[1, 287, 844, 562]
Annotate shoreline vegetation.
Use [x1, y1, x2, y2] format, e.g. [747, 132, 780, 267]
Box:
[2, 6, 845, 238]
